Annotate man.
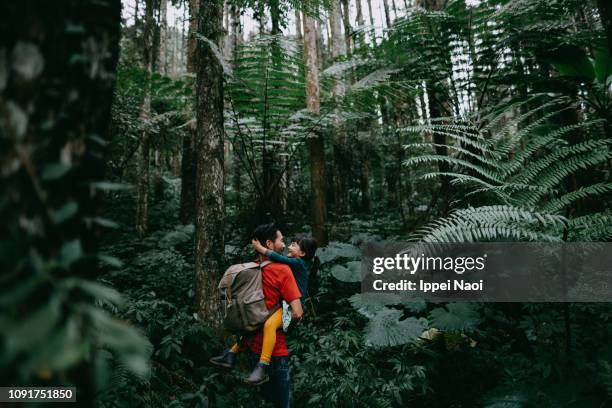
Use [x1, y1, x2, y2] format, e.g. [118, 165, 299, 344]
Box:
[211, 223, 303, 408]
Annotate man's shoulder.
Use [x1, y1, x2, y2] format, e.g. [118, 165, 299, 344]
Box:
[264, 261, 292, 274]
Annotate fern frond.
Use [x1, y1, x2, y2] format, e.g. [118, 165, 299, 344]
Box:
[542, 183, 612, 213]
[414, 206, 565, 243]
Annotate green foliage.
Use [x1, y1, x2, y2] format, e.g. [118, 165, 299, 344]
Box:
[404, 96, 611, 243]
[364, 309, 428, 347]
[428, 303, 481, 332]
[95, 0, 612, 406]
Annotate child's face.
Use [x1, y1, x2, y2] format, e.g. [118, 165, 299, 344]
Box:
[287, 241, 306, 258]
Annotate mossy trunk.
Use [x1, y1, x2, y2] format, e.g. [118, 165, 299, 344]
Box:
[193, 0, 225, 323]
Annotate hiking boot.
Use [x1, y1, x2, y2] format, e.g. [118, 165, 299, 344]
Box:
[244, 364, 269, 385]
[209, 350, 236, 369]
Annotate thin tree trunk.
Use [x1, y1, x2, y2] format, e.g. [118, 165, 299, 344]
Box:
[418, 0, 451, 214]
[356, 0, 364, 25]
[159, 0, 168, 75]
[355, 0, 365, 45]
[136, 0, 154, 238]
[330, 0, 350, 215]
[230, 3, 242, 209]
[295, 7, 303, 41]
[270, 0, 281, 34]
[193, 0, 225, 322]
[317, 14, 326, 69]
[135, 0, 140, 27]
[382, 0, 392, 28]
[341, 0, 352, 52]
[366, 0, 377, 45]
[303, 12, 329, 245]
[231, 3, 243, 51]
[179, 0, 198, 224]
[360, 140, 372, 212]
[223, 0, 230, 56]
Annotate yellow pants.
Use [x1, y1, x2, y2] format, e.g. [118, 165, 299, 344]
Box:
[230, 308, 282, 364]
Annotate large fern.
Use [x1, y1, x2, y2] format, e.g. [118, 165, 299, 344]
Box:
[404, 96, 611, 242]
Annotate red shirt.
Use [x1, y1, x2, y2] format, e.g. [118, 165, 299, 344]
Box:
[246, 260, 301, 356]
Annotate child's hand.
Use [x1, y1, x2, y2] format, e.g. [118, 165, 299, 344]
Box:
[251, 239, 266, 254]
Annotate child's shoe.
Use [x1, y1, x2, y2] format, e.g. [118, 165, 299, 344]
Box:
[209, 350, 236, 369]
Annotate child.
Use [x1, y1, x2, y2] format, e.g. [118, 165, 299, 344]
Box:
[209, 235, 318, 385]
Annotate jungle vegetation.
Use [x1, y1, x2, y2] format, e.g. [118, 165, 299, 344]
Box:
[1, 0, 612, 406]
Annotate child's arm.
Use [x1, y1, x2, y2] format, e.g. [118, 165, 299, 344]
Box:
[265, 249, 303, 267]
[251, 239, 303, 267]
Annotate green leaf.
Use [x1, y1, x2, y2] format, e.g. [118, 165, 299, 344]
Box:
[87, 217, 119, 229]
[365, 308, 428, 347]
[428, 303, 481, 332]
[89, 181, 132, 191]
[330, 261, 362, 283]
[543, 45, 594, 80]
[98, 254, 123, 268]
[3, 293, 62, 356]
[318, 242, 361, 264]
[348, 293, 401, 318]
[594, 47, 612, 84]
[60, 239, 83, 267]
[41, 163, 70, 181]
[52, 201, 78, 224]
[76, 280, 123, 306]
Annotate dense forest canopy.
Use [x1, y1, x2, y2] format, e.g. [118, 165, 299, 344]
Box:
[1, 0, 612, 406]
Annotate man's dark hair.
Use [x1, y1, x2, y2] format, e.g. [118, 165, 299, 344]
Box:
[253, 223, 279, 245]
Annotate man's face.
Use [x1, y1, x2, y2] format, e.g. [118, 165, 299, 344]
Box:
[265, 230, 285, 254]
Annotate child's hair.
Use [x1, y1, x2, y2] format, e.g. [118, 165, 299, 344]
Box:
[292, 236, 318, 262]
[293, 236, 320, 298]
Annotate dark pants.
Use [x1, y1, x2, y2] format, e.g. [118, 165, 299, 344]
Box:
[247, 351, 290, 408]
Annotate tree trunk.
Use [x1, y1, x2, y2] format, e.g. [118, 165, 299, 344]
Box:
[355, 0, 365, 45]
[360, 139, 372, 212]
[295, 7, 303, 41]
[231, 3, 243, 52]
[223, 0, 231, 56]
[341, 0, 352, 52]
[0, 0, 122, 398]
[382, 0, 392, 28]
[366, 0, 377, 45]
[330, 0, 350, 216]
[598, 0, 612, 53]
[317, 14, 326, 69]
[135, 0, 140, 27]
[136, 0, 154, 238]
[179, 0, 198, 224]
[230, 3, 242, 209]
[270, 0, 281, 34]
[159, 0, 168, 75]
[193, 0, 225, 322]
[415, 0, 451, 213]
[303, 12, 329, 245]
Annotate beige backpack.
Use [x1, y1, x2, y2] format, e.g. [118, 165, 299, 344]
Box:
[218, 261, 277, 334]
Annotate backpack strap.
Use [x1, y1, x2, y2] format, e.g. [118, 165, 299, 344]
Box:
[260, 260, 272, 269]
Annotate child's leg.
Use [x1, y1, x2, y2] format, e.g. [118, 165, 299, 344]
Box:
[230, 336, 245, 353]
[260, 309, 283, 364]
